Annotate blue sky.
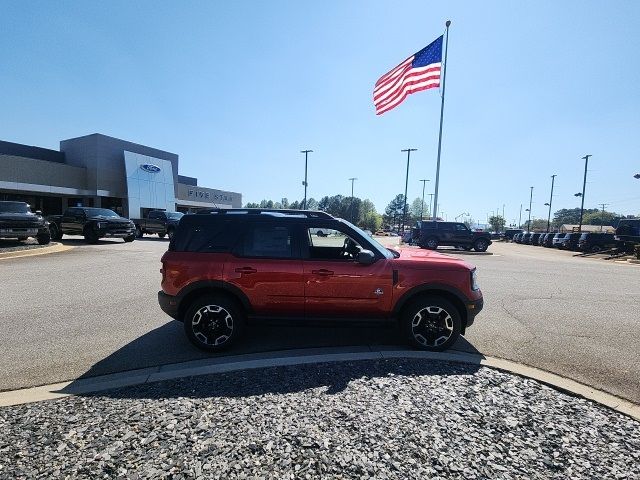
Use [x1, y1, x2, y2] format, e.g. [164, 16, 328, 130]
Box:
[1, 1, 639, 223]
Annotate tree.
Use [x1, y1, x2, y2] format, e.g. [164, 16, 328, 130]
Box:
[488, 215, 506, 232]
[318, 196, 330, 212]
[553, 208, 599, 227]
[281, 198, 289, 209]
[384, 194, 405, 230]
[244, 202, 260, 208]
[361, 212, 383, 232]
[306, 198, 319, 210]
[583, 210, 620, 226]
[409, 197, 428, 220]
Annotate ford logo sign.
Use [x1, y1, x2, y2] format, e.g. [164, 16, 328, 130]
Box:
[140, 163, 161, 173]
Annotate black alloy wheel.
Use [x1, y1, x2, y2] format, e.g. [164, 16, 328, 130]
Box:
[49, 224, 63, 240]
[37, 233, 51, 245]
[424, 237, 439, 250]
[402, 295, 461, 351]
[123, 234, 135, 243]
[167, 228, 175, 241]
[136, 226, 144, 238]
[473, 239, 489, 252]
[184, 294, 244, 351]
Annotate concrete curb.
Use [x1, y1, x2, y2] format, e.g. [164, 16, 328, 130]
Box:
[0, 243, 72, 260]
[0, 348, 638, 421]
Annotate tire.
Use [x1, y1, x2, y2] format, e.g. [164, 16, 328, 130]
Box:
[158, 232, 166, 239]
[37, 233, 51, 245]
[184, 294, 245, 352]
[123, 234, 135, 243]
[401, 295, 462, 351]
[473, 239, 489, 252]
[49, 224, 63, 240]
[167, 228, 175, 241]
[423, 237, 438, 250]
[84, 226, 99, 244]
[135, 226, 143, 238]
[590, 245, 601, 253]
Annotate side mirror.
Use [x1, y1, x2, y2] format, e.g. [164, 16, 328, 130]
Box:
[357, 249, 376, 265]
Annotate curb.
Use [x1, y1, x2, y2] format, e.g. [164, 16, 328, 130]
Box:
[0, 243, 73, 260]
[0, 348, 638, 421]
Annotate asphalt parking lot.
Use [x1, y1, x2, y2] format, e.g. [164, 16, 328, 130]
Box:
[1, 237, 639, 402]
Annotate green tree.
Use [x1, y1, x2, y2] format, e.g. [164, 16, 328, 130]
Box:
[281, 198, 289, 209]
[488, 215, 506, 232]
[553, 208, 599, 226]
[583, 210, 620, 226]
[306, 198, 319, 210]
[245, 202, 260, 208]
[361, 212, 383, 231]
[384, 194, 405, 229]
[409, 197, 428, 220]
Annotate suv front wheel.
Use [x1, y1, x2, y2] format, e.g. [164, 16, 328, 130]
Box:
[422, 237, 438, 250]
[473, 239, 489, 252]
[184, 294, 244, 351]
[402, 295, 462, 351]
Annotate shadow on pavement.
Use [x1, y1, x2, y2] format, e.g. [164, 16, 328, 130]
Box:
[61, 320, 482, 398]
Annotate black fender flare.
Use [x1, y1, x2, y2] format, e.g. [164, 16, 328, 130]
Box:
[176, 280, 253, 319]
[393, 283, 471, 319]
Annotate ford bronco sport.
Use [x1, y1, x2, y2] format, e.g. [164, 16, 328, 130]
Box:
[159, 209, 483, 352]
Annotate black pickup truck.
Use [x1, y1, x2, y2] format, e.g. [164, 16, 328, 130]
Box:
[413, 221, 492, 252]
[47, 207, 136, 244]
[131, 210, 183, 239]
[0, 201, 51, 245]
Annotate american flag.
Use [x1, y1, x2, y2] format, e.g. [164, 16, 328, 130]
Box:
[373, 36, 443, 115]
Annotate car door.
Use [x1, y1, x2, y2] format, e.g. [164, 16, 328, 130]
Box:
[302, 222, 393, 318]
[147, 211, 161, 233]
[224, 221, 305, 317]
[61, 208, 84, 235]
[453, 223, 472, 245]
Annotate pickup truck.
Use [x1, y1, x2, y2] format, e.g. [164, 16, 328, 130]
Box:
[47, 207, 136, 244]
[0, 201, 51, 244]
[131, 210, 183, 239]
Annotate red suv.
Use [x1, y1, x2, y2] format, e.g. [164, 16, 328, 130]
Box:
[158, 209, 483, 352]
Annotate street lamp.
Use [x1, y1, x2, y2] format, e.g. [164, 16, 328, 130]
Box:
[400, 148, 417, 233]
[527, 186, 534, 233]
[577, 154, 592, 233]
[300, 149, 313, 209]
[348, 177, 357, 223]
[634, 173, 640, 179]
[419, 179, 430, 220]
[546, 174, 556, 233]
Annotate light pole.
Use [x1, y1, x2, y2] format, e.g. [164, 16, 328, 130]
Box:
[400, 148, 417, 233]
[419, 179, 430, 221]
[300, 149, 313, 209]
[577, 154, 592, 233]
[527, 186, 533, 232]
[502, 204, 505, 232]
[546, 174, 556, 233]
[519, 204, 522, 228]
[348, 177, 357, 223]
[428, 193, 434, 219]
[599, 203, 608, 232]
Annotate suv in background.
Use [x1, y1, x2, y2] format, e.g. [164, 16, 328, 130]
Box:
[559, 232, 582, 250]
[552, 233, 566, 248]
[578, 232, 617, 252]
[132, 210, 184, 240]
[159, 209, 483, 352]
[0, 201, 51, 245]
[413, 221, 492, 252]
[615, 219, 640, 244]
[504, 228, 523, 241]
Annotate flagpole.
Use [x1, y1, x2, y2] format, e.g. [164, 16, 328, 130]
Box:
[431, 20, 451, 221]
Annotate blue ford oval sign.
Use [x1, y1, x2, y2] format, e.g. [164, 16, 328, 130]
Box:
[140, 163, 161, 173]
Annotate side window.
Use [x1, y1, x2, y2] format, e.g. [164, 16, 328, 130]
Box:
[306, 227, 362, 260]
[172, 219, 239, 253]
[148, 211, 159, 219]
[241, 224, 293, 258]
[455, 224, 468, 232]
[440, 223, 454, 231]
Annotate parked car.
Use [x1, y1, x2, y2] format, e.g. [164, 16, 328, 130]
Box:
[558, 232, 582, 251]
[47, 207, 136, 244]
[159, 209, 484, 352]
[578, 232, 618, 252]
[542, 233, 556, 247]
[615, 219, 640, 243]
[414, 221, 492, 252]
[529, 233, 542, 245]
[552, 233, 566, 248]
[132, 210, 183, 240]
[521, 232, 533, 244]
[514, 232, 523, 243]
[0, 201, 51, 245]
[504, 229, 523, 241]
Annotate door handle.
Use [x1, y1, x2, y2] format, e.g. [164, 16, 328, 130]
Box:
[235, 267, 257, 274]
[311, 269, 334, 276]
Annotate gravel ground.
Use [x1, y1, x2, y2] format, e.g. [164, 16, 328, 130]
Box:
[1, 359, 639, 479]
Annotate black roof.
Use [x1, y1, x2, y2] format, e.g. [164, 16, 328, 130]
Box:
[0, 140, 65, 164]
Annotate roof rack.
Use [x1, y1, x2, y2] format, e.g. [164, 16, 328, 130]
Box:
[195, 208, 334, 219]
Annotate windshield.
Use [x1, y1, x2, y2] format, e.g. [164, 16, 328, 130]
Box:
[85, 208, 120, 218]
[166, 212, 184, 220]
[0, 202, 30, 214]
[339, 219, 394, 259]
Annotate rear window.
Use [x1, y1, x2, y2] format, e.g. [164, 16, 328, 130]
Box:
[171, 219, 239, 253]
[240, 224, 293, 258]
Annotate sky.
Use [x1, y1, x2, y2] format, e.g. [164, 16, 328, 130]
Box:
[1, 1, 639, 224]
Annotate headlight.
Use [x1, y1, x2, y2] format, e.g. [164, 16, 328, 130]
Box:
[471, 269, 480, 291]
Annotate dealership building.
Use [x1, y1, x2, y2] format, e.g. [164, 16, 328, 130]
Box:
[0, 133, 241, 217]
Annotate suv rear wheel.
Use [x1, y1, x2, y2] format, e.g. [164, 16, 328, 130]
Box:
[402, 295, 462, 351]
[473, 239, 489, 252]
[423, 237, 438, 250]
[184, 294, 244, 351]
